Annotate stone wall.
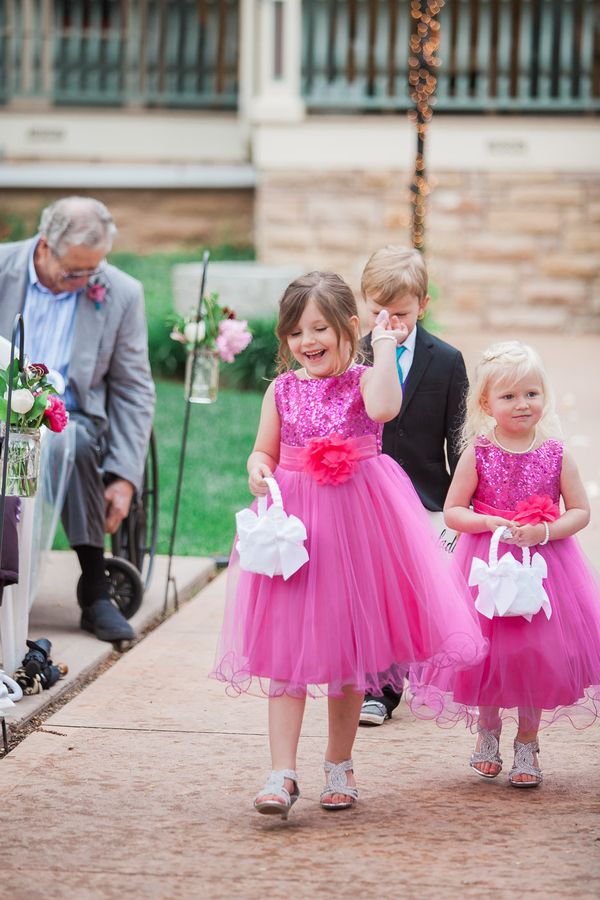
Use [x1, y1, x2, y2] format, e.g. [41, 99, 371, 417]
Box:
[255, 170, 600, 332]
[0, 188, 254, 253]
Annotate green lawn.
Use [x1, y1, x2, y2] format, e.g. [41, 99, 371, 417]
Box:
[53, 378, 263, 558]
[152, 378, 263, 557]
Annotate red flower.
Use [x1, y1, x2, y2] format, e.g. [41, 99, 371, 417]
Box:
[513, 493, 560, 525]
[301, 433, 360, 485]
[44, 394, 69, 433]
[28, 363, 49, 377]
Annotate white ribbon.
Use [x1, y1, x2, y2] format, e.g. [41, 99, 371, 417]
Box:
[0, 670, 23, 710]
[236, 477, 309, 581]
[468, 526, 552, 622]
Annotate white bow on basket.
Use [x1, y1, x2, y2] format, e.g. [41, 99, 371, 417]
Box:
[236, 476, 309, 581]
[469, 526, 552, 622]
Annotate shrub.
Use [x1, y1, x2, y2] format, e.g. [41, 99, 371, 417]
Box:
[109, 246, 255, 378]
[220, 317, 279, 392]
[0, 210, 28, 243]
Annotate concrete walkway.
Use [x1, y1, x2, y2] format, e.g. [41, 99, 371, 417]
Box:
[2, 571, 599, 899]
[1, 552, 215, 729]
[1, 329, 599, 899]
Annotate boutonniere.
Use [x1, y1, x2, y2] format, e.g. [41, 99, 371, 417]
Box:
[86, 275, 109, 310]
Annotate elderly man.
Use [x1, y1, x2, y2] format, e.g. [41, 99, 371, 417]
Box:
[0, 197, 155, 643]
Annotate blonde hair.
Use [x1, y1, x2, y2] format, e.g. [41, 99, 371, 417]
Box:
[276, 271, 359, 374]
[461, 341, 561, 452]
[361, 245, 428, 304]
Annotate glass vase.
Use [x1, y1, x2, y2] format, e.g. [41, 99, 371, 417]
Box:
[0, 426, 42, 497]
[185, 348, 219, 404]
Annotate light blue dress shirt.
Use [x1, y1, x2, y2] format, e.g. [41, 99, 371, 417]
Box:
[396, 324, 417, 384]
[23, 240, 79, 410]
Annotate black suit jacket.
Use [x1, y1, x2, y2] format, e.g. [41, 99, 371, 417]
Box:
[361, 323, 468, 511]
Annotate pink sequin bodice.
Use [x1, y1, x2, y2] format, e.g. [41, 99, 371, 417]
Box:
[275, 366, 382, 450]
[473, 438, 563, 510]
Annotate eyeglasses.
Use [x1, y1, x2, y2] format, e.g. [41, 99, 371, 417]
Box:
[58, 265, 103, 282]
[48, 246, 104, 281]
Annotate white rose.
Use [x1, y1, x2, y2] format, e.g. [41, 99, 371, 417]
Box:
[184, 320, 206, 344]
[10, 388, 35, 414]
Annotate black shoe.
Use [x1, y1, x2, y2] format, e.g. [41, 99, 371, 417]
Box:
[80, 598, 135, 643]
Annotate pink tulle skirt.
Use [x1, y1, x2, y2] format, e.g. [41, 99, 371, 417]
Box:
[211, 440, 487, 700]
[408, 529, 600, 730]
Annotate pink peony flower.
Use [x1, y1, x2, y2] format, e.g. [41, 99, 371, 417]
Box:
[44, 394, 69, 433]
[301, 433, 360, 486]
[513, 493, 560, 525]
[216, 318, 252, 363]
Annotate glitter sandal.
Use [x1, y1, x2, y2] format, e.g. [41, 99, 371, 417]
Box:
[254, 769, 300, 819]
[508, 740, 543, 788]
[470, 725, 503, 779]
[320, 759, 358, 810]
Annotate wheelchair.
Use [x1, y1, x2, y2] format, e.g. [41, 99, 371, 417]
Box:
[76, 431, 159, 620]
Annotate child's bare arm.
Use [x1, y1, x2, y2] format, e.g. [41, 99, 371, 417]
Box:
[361, 321, 406, 422]
[444, 446, 513, 534]
[247, 381, 281, 495]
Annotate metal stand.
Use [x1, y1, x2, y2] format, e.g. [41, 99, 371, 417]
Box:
[1, 716, 8, 755]
[163, 250, 210, 614]
[0, 314, 25, 759]
[0, 315, 25, 560]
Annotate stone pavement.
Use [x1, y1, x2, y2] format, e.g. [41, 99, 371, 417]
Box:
[1, 329, 599, 899]
[1, 552, 216, 730]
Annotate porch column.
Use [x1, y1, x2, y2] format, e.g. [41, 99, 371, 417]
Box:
[239, 0, 305, 124]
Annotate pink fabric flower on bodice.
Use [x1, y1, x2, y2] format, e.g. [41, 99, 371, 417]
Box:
[301, 433, 360, 485]
[513, 493, 560, 525]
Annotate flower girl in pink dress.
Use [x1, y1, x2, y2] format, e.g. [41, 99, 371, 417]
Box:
[442, 341, 600, 787]
[212, 272, 486, 819]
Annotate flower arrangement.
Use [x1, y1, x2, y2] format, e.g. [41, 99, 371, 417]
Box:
[169, 292, 252, 363]
[86, 275, 108, 310]
[0, 360, 69, 496]
[0, 360, 68, 433]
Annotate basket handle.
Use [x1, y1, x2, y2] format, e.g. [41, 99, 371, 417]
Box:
[257, 476, 284, 517]
[489, 525, 530, 567]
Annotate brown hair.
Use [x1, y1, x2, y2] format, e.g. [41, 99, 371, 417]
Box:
[361, 245, 428, 305]
[276, 271, 359, 374]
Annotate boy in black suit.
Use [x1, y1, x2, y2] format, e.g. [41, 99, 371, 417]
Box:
[359, 246, 468, 726]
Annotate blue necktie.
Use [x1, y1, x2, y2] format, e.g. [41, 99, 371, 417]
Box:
[396, 345, 407, 386]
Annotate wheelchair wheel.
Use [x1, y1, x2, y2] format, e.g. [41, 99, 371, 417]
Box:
[111, 430, 159, 591]
[77, 557, 144, 621]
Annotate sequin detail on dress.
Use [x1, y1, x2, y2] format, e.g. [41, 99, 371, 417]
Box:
[275, 367, 382, 451]
[474, 438, 562, 511]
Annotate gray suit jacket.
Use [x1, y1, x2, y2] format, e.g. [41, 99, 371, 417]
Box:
[0, 238, 155, 491]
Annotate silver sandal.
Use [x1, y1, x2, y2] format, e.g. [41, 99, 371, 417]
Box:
[254, 769, 300, 819]
[320, 759, 358, 811]
[470, 725, 503, 779]
[508, 739, 543, 788]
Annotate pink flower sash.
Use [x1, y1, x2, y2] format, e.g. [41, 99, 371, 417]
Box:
[279, 434, 378, 485]
[473, 494, 560, 525]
